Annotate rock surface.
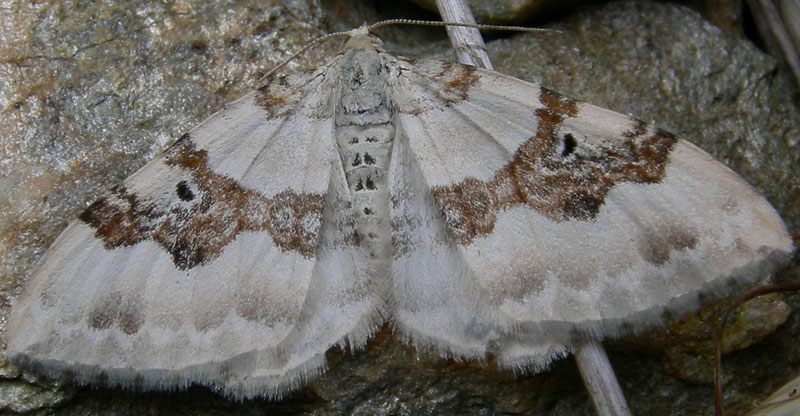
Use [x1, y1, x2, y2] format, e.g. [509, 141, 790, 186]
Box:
[408, 0, 569, 24]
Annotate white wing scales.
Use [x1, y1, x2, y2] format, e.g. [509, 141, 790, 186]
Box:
[6, 64, 382, 398]
[387, 58, 793, 369]
[5, 32, 793, 399]
[388, 127, 502, 359]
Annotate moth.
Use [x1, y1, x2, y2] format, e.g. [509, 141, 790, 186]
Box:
[5, 26, 793, 400]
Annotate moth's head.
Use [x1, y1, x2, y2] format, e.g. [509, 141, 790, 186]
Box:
[344, 25, 383, 51]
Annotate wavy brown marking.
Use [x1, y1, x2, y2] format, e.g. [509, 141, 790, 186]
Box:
[86, 291, 145, 334]
[436, 62, 479, 104]
[408, 60, 480, 106]
[431, 88, 678, 246]
[79, 134, 325, 270]
[256, 72, 309, 119]
[638, 224, 698, 265]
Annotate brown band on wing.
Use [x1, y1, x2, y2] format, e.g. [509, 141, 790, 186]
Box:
[431, 88, 678, 245]
[79, 134, 325, 270]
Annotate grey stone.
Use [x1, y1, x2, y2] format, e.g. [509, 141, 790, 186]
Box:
[408, 0, 565, 24]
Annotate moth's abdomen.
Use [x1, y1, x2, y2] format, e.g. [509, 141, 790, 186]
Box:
[335, 45, 394, 274]
[336, 124, 394, 266]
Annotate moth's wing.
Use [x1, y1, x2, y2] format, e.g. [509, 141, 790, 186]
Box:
[387, 59, 569, 363]
[388, 126, 505, 359]
[388, 59, 793, 369]
[6, 66, 380, 399]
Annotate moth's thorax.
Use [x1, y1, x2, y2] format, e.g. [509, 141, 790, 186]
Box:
[334, 44, 394, 272]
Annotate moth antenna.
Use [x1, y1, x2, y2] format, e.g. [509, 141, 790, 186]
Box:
[261, 20, 555, 83]
[367, 19, 557, 35]
[259, 29, 353, 84]
[260, 20, 555, 84]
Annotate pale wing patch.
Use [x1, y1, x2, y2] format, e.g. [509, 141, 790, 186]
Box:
[201, 71, 334, 197]
[392, 59, 543, 185]
[9, 224, 311, 369]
